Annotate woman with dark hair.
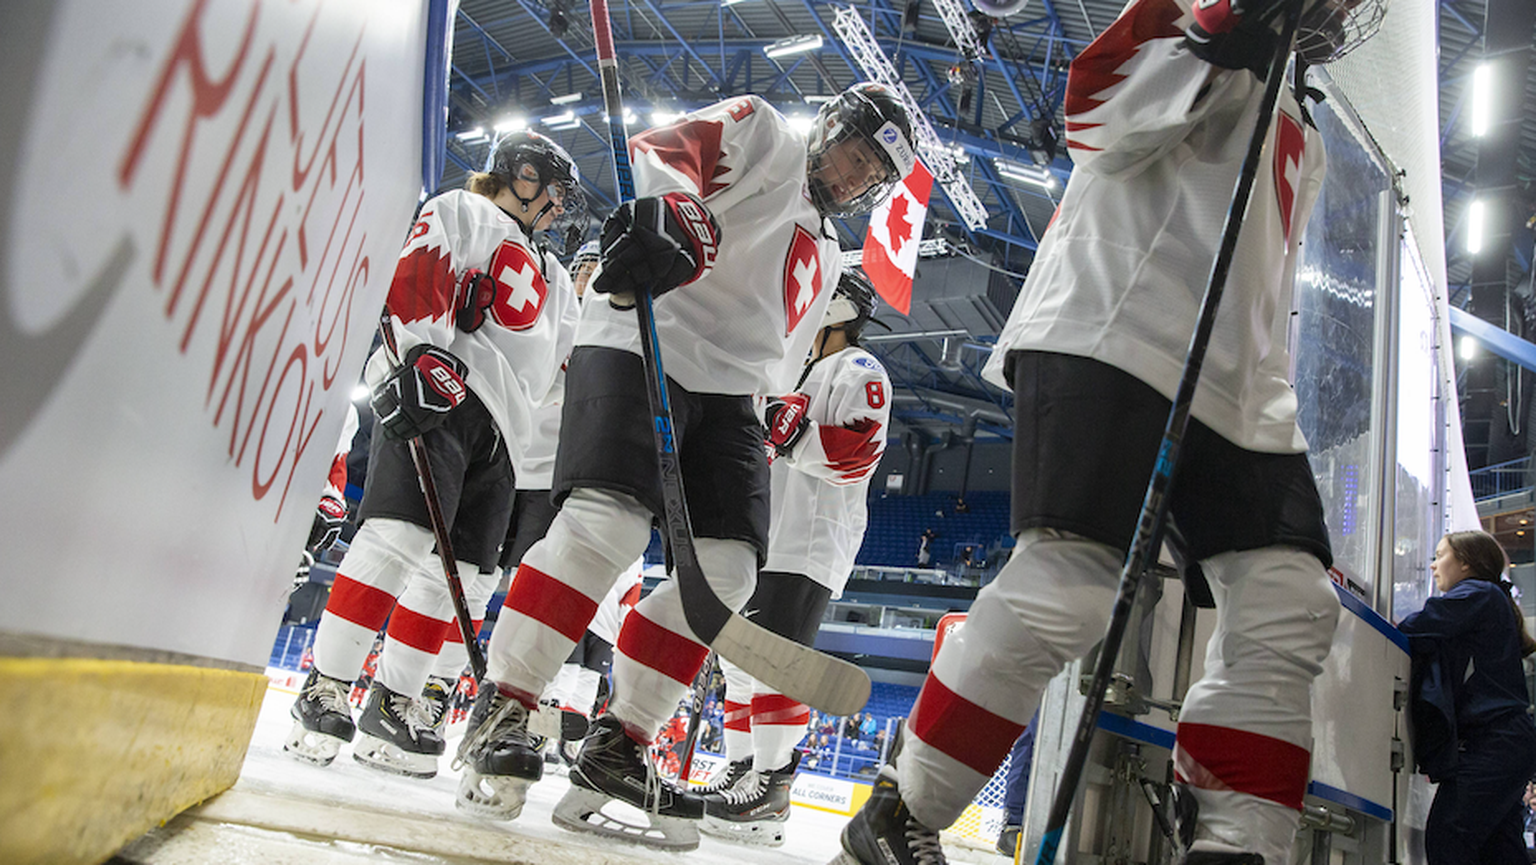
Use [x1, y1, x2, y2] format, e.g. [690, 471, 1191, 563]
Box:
[1399, 530, 1536, 864]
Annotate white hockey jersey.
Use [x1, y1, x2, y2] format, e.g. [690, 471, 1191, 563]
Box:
[764, 347, 892, 594]
[578, 96, 843, 397]
[516, 295, 581, 488]
[981, 0, 1325, 454]
[365, 189, 577, 457]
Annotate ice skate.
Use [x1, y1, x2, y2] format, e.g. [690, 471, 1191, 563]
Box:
[283, 668, 355, 767]
[701, 752, 798, 847]
[995, 825, 1022, 858]
[829, 765, 946, 865]
[454, 685, 543, 820]
[551, 713, 704, 851]
[353, 681, 445, 778]
[419, 675, 455, 736]
[696, 756, 752, 795]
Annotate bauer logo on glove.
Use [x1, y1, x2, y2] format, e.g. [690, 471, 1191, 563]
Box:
[371, 344, 469, 441]
[590, 192, 722, 307]
[763, 393, 811, 456]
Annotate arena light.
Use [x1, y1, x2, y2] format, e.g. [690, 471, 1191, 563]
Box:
[650, 110, 683, 126]
[551, 92, 583, 105]
[1471, 63, 1492, 137]
[1466, 199, 1485, 254]
[786, 114, 816, 136]
[995, 158, 1056, 189]
[350, 384, 370, 401]
[493, 116, 528, 134]
[1460, 335, 1477, 361]
[764, 34, 823, 58]
[455, 127, 486, 141]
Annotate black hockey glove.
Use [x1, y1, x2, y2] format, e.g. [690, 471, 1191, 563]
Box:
[590, 192, 722, 308]
[308, 495, 348, 552]
[763, 393, 811, 457]
[371, 344, 469, 441]
[1184, 0, 1284, 72]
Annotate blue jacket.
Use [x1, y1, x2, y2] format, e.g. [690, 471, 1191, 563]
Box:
[1399, 578, 1531, 780]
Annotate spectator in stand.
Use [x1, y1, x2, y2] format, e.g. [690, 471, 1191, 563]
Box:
[916, 528, 936, 567]
[859, 711, 878, 741]
[955, 497, 970, 515]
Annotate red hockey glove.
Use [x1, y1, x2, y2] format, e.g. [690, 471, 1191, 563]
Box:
[371, 344, 469, 441]
[456, 268, 496, 333]
[308, 495, 349, 552]
[763, 393, 811, 456]
[591, 193, 722, 308]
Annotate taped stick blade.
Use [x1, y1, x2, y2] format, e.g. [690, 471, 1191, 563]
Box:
[714, 614, 870, 716]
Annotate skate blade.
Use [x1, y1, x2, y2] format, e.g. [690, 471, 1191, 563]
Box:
[283, 720, 344, 767]
[700, 813, 787, 847]
[456, 767, 531, 821]
[353, 735, 438, 779]
[551, 784, 701, 851]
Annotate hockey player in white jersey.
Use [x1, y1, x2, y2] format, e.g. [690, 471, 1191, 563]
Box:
[284, 131, 579, 779]
[700, 270, 892, 847]
[455, 83, 917, 850]
[831, 1, 1384, 864]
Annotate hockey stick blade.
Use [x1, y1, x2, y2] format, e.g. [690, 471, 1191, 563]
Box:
[715, 614, 871, 717]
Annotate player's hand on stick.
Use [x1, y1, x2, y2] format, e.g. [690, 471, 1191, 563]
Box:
[1184, 0, 1284, 71]
[763, 393, 811, 456]
[371, 344, 469, 441]
[591, 193, 721, 309]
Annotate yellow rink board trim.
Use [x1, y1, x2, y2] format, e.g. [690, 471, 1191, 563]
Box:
[0, 656, 268, 865]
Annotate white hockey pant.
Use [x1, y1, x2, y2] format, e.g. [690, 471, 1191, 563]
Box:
[312, 518, 435, 683]
[484, 489, 650, 708]
[607, 537, 756, 743]
[1174, 546, 1339, 865]
[719, 657, 808, 770]
[899, 527, 1119, 830]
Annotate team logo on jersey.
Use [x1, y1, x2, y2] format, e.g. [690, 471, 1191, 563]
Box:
[854, 356, 881, 370]
[485, 240, 548, 331]
[782, 225, 823, 336]
[1273, 112, 1305, 243]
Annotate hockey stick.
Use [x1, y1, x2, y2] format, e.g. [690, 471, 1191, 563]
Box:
[376, 309, 488, 681]
[677, 652, 716, 783]
[587, 0, 869, 717]
[1032, 6, 1304, 863]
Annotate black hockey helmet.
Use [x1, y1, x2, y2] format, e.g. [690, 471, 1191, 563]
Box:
[488, 130, 587, 234]
[807, 83, 919, 218]
[821, 269, 884, 345]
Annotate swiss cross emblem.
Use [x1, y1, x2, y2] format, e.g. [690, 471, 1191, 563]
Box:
[1273, 113, 1305, 243]
[782, 225, 822, 336]
[486, 240, 547, 331]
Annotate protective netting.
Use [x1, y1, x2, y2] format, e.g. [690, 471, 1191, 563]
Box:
[945, 752, 1014, 848]
[1324, 0, 1445, 291]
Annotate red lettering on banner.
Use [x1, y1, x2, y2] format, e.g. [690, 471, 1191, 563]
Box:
[116, 0, 379, 523]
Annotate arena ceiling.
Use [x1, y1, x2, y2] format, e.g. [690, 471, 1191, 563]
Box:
[439, 0, 1536, 448]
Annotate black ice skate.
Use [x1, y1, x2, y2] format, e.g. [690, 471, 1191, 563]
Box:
[696, 756, 752, 795]
[1181, 845, 1264, 864]
[353, 681, 446, 778]
[701, 752, 799, 847]
[454, 684, 543, 820]
[830, 765, 947, 865]
[283, 668, 355, 767]
[551, 713, 704, 851]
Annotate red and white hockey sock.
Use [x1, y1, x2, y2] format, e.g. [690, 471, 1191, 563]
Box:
[484, 489, 651, 707]
[375, 559, 483, 695]
[311, 518, 434, 681]
[426, 566, 497, 680]
[750, 691, 809, 771]
[721, 658, 754, 763]
[608, 538, 756, 741]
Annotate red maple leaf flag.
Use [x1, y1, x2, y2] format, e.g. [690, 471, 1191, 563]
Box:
[862, 160, 933, 315]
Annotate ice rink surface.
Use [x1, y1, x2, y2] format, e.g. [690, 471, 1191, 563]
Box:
[115, 682, 1002, 864]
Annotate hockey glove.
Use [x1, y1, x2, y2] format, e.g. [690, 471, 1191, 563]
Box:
[590, 192, 722, 308]
[308, 495, 349, 552]
[1184, 0, 1283, 72]
[371, 344, 469, 441]
[763, 393, 811, 457]
[455, 268, 496, 333]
